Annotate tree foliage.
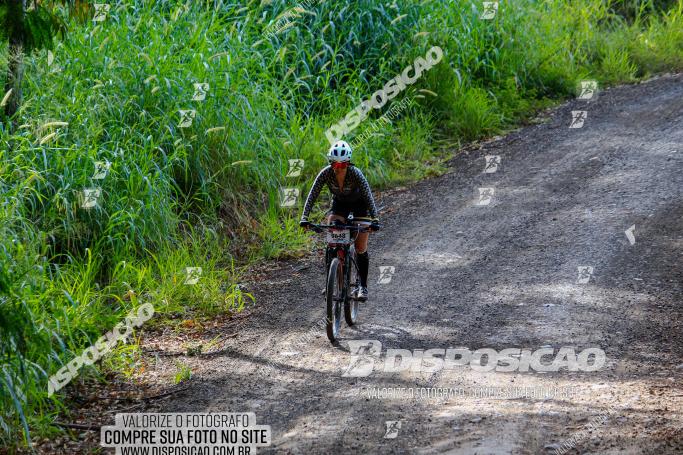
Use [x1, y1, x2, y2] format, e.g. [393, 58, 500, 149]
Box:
[0, 1, 68, 52]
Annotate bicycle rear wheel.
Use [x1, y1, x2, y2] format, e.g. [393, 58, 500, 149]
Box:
[326, 258, 343, 342]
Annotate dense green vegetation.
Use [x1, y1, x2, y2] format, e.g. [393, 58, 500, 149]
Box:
[1, 0, 682, 448]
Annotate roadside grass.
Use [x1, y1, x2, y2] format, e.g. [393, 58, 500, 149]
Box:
[1, 0, 682, 448]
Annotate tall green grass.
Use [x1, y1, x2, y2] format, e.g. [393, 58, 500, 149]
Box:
[1, 0, 682, 449]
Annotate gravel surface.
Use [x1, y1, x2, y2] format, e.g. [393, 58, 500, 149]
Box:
[97, 73, 682, 455]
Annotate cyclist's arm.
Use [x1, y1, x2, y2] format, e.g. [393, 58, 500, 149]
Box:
[354, 167, 379, 221]
[301, 167, 330, 221]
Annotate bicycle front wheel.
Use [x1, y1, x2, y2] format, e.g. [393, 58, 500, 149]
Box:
[326, 257, 343, 342]
[344, 252, 359, 326]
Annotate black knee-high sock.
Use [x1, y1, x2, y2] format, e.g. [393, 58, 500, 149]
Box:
[357, 251, 369, 287]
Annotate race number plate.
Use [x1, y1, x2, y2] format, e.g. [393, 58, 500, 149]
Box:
[326, 229, 351, 244]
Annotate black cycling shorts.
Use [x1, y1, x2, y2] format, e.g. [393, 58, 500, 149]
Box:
[328, 198, 372, 221]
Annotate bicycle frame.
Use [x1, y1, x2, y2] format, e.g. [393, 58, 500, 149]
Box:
[314, 222, 367, 278]
[326, 233, 356, 294]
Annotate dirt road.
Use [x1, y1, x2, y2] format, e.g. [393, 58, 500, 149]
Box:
[140, 74, 683, 454]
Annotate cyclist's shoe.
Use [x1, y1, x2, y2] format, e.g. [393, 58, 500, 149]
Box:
[357, 286, 368, 302]
[351, 286, 360, 300]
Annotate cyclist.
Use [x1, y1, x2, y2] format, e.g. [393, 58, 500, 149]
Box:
[299, 141, 380, 301]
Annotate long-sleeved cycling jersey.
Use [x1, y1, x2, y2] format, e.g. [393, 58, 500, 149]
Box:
[300, 165, 379, 221]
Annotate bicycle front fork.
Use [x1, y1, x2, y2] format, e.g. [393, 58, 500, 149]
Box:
[325, 246, 346, 275]
[325, 246, 334, 276]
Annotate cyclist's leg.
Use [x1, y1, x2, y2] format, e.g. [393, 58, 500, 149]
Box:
[354, 229, 369, 253]
[351, 203, 372, 296]
[353, 228, 370, 289]
[349, 201, 371, 254]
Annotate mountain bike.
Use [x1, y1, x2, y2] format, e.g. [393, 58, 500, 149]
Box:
[308, 217, 369, 342]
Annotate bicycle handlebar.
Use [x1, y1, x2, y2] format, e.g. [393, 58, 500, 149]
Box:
[308, 223, 369, 233]
[306, 219, 385, 232]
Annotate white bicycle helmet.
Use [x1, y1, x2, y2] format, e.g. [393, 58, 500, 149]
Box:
[327, 141, 352, 163]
